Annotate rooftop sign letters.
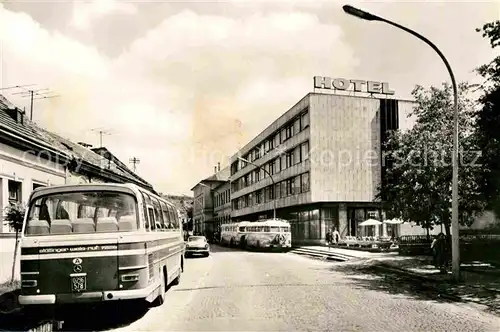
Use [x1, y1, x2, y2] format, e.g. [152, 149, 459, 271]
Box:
[314, 76, 395, 95]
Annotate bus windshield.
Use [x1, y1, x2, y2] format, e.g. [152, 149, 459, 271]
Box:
[24, 191, 138, 236]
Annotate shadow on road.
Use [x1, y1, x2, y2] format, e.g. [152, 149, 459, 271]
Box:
[328, 262, 500, 316]
[57, 299, 150, 331]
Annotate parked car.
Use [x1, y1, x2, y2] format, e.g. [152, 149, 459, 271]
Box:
[185, 236, 210, 257]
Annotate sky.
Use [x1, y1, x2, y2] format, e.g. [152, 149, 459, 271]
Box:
[0, 0, 498, 196]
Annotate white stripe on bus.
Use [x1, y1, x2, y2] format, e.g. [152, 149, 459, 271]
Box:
[20, 242, 182, 260]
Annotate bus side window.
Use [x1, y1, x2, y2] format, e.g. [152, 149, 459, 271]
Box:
[147, 206, 156, 231]
[140, 193, 150, 231]
[159, 201, 170, 230]
[167, 205, 179, 229]
[152, 198, 163, 231]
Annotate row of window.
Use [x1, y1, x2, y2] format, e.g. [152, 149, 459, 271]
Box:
[232, 141, 309, 193]
[214, 188, 230, 208]
[139, 191, 181, 231]
[214, 215, 231, 224]
[232, 172, 310, 210]
[231, 109, 309, 175]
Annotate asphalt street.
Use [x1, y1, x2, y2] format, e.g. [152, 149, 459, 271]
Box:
[80, 245, 500, 331]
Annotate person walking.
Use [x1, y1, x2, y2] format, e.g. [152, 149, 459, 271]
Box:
[326, 229, 332, 251]
[431, 233, 447, 273]
[333, 228, 340, 245]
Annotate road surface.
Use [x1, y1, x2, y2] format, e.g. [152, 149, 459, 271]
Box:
[63, 245, 500, 331]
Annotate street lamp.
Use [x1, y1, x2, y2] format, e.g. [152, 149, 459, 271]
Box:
[238, 157, 277, 220]
[343, 5, 460, 281]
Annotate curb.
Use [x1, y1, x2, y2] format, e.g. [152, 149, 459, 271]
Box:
[289, 248, 351, 262]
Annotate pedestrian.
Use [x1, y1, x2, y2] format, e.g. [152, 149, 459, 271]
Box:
[326, 229, 332, 250]
[431, 232, 447, 273]
[332, 228, 340, 245]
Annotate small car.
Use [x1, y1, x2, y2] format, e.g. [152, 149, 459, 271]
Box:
[185, 236, 210, 257]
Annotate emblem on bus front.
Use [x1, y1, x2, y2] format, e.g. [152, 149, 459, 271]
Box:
[73, 258, 82, 265]
[74, 265, 83, 273]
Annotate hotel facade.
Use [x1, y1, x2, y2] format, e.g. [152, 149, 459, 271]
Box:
[193, 77, 416, 244]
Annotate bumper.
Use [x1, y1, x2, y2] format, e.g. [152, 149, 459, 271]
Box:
[18, 283, 159, 305]
[185, 248, 209, 254]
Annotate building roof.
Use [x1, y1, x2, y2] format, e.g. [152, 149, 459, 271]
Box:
[190, 166, 230, 191]
[0, 94, 155, 191]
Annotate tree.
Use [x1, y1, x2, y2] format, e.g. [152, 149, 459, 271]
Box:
[4, 203, 26, 283]
[377, 83, 486, 236]
[474, 20, 500, 216]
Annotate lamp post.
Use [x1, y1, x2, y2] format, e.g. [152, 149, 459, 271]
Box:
[238, 157, 277, 220]
[343, 5, 460, 281]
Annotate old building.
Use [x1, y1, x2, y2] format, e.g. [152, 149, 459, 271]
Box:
[191, 164, 230, 236]
[228, 86, 415, 244]
[0, 94, 155, 232]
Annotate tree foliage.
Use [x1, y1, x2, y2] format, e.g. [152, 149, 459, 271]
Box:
[377, 83, 486, 235]
[4, 203, 25, 233]
[474, 20, 500, 216]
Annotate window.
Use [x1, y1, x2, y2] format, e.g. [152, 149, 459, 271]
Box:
[269, 160, 275, 175]
[286, 179, 293, 196]
[268, 186, 274, 200]
[25, 191, 139, 235]
[152, 198, 164, 230]
[301, 111, 309, 129]
[8, 180, 21, 203]
[168, 205, 180, 229]
[269, 138, 274, 151]
[160, 201, 171, 228]
[301, 142, 309, 161]
[294, 145, 301, 164]
[256, 191, 262, 204]
[141, 192, 150, 230]
[294, 118, 300, 135]
[276, 158, 281, 173]
[274, 134, 280, 148]
[286, 150, 294, 168]
[285, 125, 293, 140]
[275, 183, 281, 199]
[148, 207, 156, 231]
[293, 176, 300, 194]
[301, 172, 310, 192]
[255, 170, 260, 182]
[280, 182, 286, 197]
[33, 183, 45, 191]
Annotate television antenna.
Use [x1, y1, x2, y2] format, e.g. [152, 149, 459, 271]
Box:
[91, 128, 113, 148]
[129, 157, 140, 172]
[7, 85, 60, 121]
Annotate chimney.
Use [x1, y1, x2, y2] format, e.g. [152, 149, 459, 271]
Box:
[214, 166, 217, 173]
[217, 162, 220, 171]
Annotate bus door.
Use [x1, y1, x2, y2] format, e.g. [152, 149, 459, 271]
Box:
[38, 206, 120, 296]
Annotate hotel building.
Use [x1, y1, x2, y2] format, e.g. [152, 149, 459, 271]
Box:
[227, 79, 415, 244]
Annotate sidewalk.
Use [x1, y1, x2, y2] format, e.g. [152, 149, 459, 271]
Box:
[297, 245, 500, 312]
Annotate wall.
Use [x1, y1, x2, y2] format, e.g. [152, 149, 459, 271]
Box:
[0, 233, 18, 284]
[309, 94, 381, 202]
[0, 142, 66, 233]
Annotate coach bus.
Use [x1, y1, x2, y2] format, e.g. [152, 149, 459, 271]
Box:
[220, 219, 292, 250]
[18, 183, 184, 309]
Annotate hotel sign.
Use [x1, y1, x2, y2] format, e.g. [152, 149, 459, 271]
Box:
[314, 76, 395, 95]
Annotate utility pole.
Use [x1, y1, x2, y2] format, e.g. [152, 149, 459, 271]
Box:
[9, 87, 59, 121]
[129, 157, 140, 172]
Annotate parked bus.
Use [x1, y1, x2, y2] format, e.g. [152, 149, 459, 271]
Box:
[220, 219, 292, 250]
[18, 183, 184, 309]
